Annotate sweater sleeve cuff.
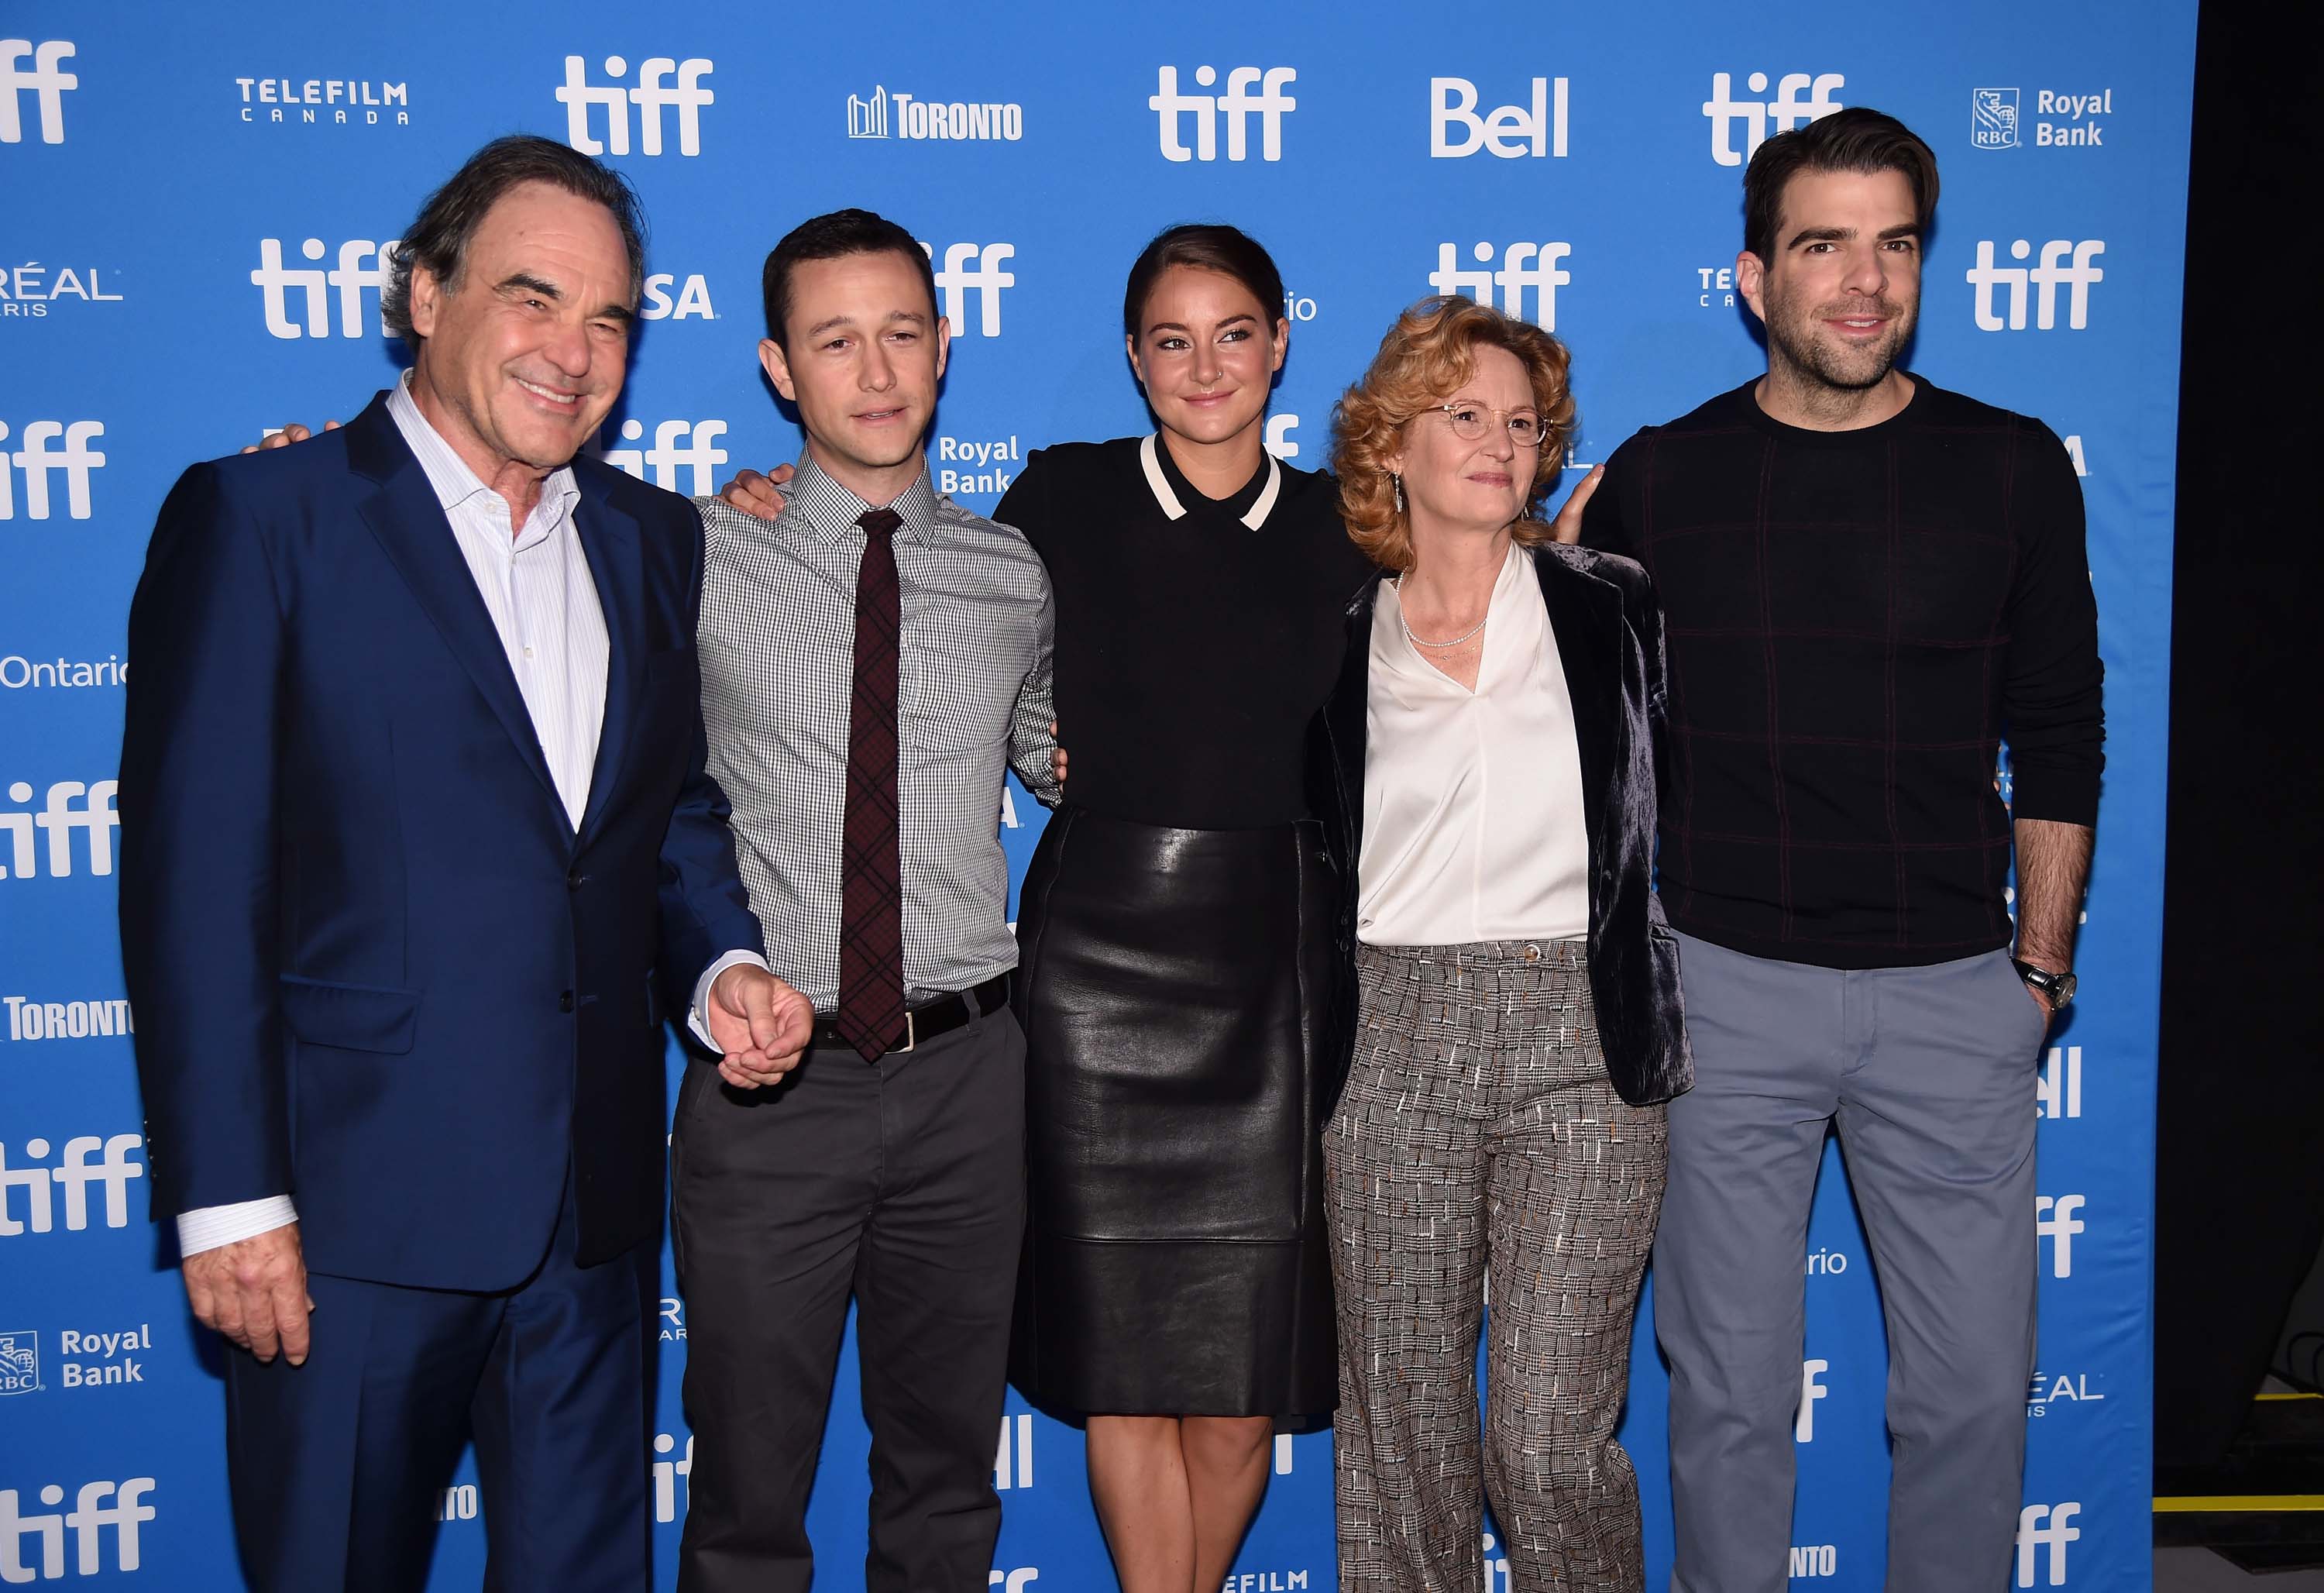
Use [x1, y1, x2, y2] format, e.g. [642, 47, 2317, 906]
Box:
[177, 1196, 298, 1257]
[2010, 769, 2101, 827]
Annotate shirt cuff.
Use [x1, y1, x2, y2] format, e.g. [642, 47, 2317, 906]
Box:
[689, 951, 773, 1051]
[177, 1196, 298, 1257]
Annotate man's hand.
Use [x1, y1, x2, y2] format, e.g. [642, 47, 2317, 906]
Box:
[719, 463, 796, 521]
[240, 421, 341, 456]
[1545, 463, 1604, 545]
[184, 1223, 313, 1365]
[706, 963, 814, 1089]
[1051, 720, 1067, 784]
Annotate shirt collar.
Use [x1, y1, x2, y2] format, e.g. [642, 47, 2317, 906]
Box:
[779, 450, 941, 549]
[386, 370, 579, 529]
[1139, 432, 1283, 532]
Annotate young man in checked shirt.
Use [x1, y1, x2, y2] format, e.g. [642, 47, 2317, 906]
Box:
[1571, 110, 2104, 1591]
[668, 208, 1058, 1593]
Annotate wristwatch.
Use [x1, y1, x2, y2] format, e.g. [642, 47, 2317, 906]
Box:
[2011, 958, 2078, 1012]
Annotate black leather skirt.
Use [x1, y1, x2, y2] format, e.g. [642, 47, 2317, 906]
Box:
[1009, 806, 1339, 1417]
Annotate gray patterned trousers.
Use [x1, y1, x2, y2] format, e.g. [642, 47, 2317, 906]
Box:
[1324, 940, 1669, 1593]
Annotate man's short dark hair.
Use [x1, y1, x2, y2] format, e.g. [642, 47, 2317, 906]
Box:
[1741, 108, 1940, 266]
[760, 209, 939, 350]
[380, 135, 646, 350]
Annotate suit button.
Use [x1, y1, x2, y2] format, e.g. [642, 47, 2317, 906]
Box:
[559, 990, 575, 1013]
[567, 869, 586, 890]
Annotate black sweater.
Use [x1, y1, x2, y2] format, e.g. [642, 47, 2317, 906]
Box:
[1582, 376, 2104, 969]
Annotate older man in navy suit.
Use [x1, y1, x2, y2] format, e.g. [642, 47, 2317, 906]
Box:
[118, 136, 810, 1593]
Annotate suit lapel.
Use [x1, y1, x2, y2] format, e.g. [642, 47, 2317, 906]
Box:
[346, 398, 566, 827]
[572, 477, 644, 847]
[1536, 549, 1619, 853]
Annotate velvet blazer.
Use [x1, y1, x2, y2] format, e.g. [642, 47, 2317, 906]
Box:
[1308, 541, 1693, 1109]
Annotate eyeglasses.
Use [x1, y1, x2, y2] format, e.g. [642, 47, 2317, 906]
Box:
[1427, 402, 1545, 449]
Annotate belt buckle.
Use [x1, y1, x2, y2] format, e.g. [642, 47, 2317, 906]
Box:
[896, 1009, 916, 1055]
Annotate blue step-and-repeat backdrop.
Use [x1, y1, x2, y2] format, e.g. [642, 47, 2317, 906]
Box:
[2, 3, 2192, 1588]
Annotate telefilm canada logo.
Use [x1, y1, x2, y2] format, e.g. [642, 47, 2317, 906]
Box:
[847, 85, 1023, 143]
[234, 72, 411, 129]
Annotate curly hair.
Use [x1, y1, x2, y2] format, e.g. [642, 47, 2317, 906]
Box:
[1329, 296, 1576, 573]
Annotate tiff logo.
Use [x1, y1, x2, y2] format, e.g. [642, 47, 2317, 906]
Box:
[2016, 1502, 2081, 1586]
[1, 41, 76, 145]
[1150, 66, 1296, 162]
[599, 420, 729, 497]
[1428, 243, 1570, 329]
[2036, 1044, 2082, 1119]
[923, 243, 1015, 338]
[1966, 240, 2106, 331]
[1794, 1357, 1829, 1442]
[0, 780, 116, 879]
[2036, 1194, 2086, 1278]
[0, 1478, 155, 1580]
[988, 1573, 1038, 1593]
[994, 1413, 1033, 1490]
[0, 425, 105, 521]
[0, 1135, 145, 1237]
[652, 1433, 691, 1522]
[1703, 71, 1844, 167]
[556, 55, 713, 157]
[251, 238, 398, 339]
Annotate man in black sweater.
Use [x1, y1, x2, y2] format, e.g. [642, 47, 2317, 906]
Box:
[1578, 109, 2102, 1591]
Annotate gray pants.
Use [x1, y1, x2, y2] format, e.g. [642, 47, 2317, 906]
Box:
[1655, 933, 2047, 1593]
[1325, 940, 1668, 1593]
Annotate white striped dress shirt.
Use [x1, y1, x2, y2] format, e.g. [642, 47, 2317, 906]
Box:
[176, 376, 611, 1257]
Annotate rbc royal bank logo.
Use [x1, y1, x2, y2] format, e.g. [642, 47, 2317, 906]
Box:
[251, 238, 398, 339]
[1, 40, 76, 145]
[847, 86, 1023, 143]
[1966, 239, 2106, 332]
[556, 55, 713, 157]
[1430, 77, 1566, 158]
[0, 1478, 156, 1579]
[0, 1332, 40, 1396]
[598, 420, 729, 497]
[1428, 243, 1570, 329]
[2015, 1503, 2080, 1586]
[0, 781, 115, 878]
[922, 242, 1015, 338]
[0, 1135, 144, 1237]
[1150, 66, 1296, 162]
[1703, 71, 1845, 166]
[0, 426, 105, 521]
[1972, 88, 2020, 150]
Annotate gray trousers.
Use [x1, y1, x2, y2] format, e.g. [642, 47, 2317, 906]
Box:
[1325, 940, 1668, 1593]
[1655, 932, 2048, 1593]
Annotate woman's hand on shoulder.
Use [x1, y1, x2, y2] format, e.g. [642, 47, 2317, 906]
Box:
[1546, 463, 1604, 545]
[240, 421, 340, 455]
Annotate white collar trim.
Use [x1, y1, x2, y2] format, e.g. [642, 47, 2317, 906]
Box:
[1139, 432, 1283, 532]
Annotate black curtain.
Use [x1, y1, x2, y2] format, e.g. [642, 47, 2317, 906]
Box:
[2150, 2, 2324, 1468]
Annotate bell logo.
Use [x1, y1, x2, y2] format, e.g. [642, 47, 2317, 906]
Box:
[0, 425, 105, 521]
[2036, 1045, 2082, 1119]
[1965, 240, 2106, 332]
[2016, 1502, 2079, 1586]
[555, 55, 713, 157]
[1702, 71, 1844, 166]
[251, 238, 399, 340]
[0, 1135, 146, 1237]
[0, 1478, 155, 1580]
[993, 1413, 1033, 1490]
[0, 40, 76, 146]
[1427, 243, 1571, 329]
[2036, 1194, 2085, 1278]
[0, 780, 117, 879]
[599, 420, 729, 497]
[1150, 66, 1297, 163]
[1431, 77, 1567, 159]
[1794, 1357, 1829, 1442]
[922, 243, 1015, 339]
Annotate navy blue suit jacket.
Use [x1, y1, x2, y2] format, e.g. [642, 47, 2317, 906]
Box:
[119, 394, 763, 1291]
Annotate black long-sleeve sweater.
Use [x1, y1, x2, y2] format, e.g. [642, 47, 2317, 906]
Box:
[1582, 375, 2104, 969]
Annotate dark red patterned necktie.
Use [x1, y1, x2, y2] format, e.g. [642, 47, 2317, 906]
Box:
[835, 507, 906, 1061]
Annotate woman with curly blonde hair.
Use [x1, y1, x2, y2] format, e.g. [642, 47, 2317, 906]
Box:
[1312, 295, 1690, 1591]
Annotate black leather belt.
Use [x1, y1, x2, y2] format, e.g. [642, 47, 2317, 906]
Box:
[809, 973, 1010, 1056]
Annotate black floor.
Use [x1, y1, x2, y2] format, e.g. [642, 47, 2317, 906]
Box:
[2156, 1393, 2324, 1582]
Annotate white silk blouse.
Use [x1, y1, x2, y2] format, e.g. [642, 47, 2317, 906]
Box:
[1356, 542, 1590, 947]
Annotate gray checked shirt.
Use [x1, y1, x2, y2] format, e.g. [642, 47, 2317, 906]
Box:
[695, 455, 1057, 1013]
